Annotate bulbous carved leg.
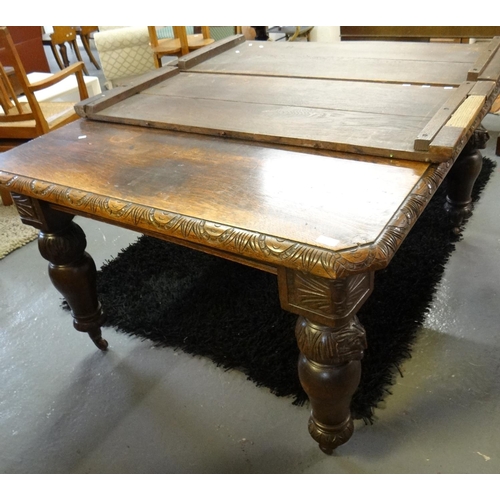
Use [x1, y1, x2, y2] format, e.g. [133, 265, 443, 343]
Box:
[12, 194, 107, 350]
[296, 316, 366, 454]
[278, 268, 374, 454]
[39, 223, 108, 350]
[445, 126, 489, 234]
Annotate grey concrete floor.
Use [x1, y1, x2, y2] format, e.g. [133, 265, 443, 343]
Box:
[1, 40, 500, 474]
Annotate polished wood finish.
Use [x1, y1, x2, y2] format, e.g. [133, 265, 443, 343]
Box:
[1, 40, 500, 455]
[11, 193, 107, 349]
[445, 126, 490, 233]
[0, 119, 437, 278]
[0, 27, 89, 141]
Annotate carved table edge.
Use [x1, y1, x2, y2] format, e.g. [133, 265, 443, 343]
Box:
[0, 157, 457, 282]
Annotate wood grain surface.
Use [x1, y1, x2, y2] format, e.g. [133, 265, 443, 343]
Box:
[0, 119, 429, 254]
[81, 40, 500, 162]
[2, 40, 498, 277]
[184, 40, 482, 85]
[90, 73, 494, 162]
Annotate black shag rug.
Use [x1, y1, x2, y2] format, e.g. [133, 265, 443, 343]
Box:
[71, 158, 496, 423]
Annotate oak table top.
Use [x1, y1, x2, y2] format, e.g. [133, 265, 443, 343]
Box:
[1, 36, 500, 455]
[0, 118, 434, 279]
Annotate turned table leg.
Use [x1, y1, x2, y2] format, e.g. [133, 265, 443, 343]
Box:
[445, 126, 490, 234]
[12, 194, 107, 350]
[278, 268, 374, 454]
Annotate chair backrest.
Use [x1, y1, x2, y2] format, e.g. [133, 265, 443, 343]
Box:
[201, 26, 211, 40]
[50, 26, 77, 45]
[94, 26, 156, 87]
[79, 26, 98, 37]
[0, 27, 48, 134]
[0, 65, 20, 114]
[172, 26, 189, 54]
[148, 26, 161, 48]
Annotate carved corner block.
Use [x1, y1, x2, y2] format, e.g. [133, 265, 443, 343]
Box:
[11, 193, 74, 231]
[277, 268, 374, 328]
[11, 193, 47, 229]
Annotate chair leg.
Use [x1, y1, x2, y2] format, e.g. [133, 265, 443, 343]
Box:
[58, 43, 71, 67]
[0, 187, 13, 206]
[153, 53, 162, 69]
[49, 44, 65, 70]
[80, 34, 100, 69]
[70, 40, 89, 75]
[496, 135, 500, 156]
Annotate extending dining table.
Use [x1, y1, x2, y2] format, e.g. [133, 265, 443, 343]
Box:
[1, 35, 499, 454]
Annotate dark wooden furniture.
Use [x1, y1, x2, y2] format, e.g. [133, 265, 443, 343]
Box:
[1, 35, 499, 454]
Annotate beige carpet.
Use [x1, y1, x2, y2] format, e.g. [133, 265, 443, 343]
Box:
[0, 200, 39, 259]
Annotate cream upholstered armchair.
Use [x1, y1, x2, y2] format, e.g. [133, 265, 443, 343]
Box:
[94, 26, 157, 89]
[94, 26, 240, 89]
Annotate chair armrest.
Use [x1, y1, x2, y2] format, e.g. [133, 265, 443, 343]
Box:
[27, 62, 89, 100]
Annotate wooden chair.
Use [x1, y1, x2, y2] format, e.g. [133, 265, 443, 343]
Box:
[185, 26, 214, 51]
[42, 27, 89, 75]
[94, 26, 157, 89]
[148, 26, 189, 68]
[0, 26, 89, 147]
[0, 27, 89, 205]
[77, 26, 100, 70]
